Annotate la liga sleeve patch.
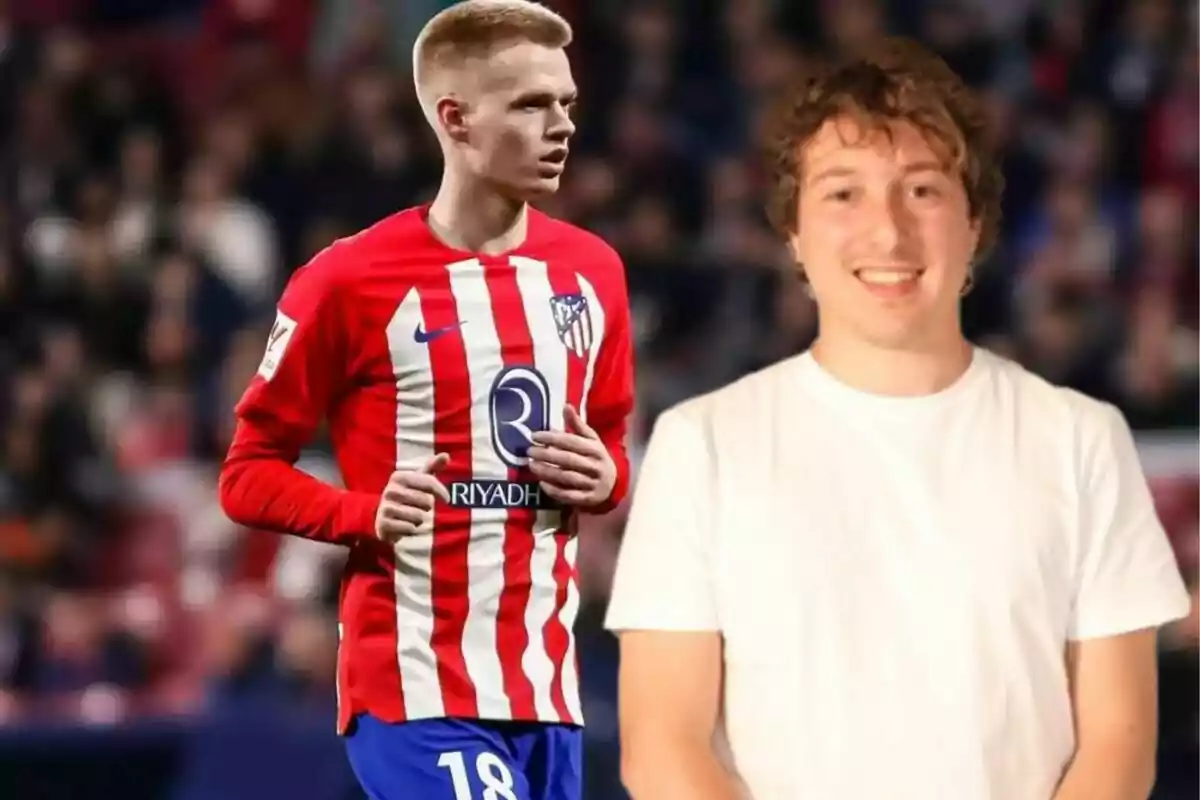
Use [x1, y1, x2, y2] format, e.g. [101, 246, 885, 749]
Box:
[258, 310, 298, 381]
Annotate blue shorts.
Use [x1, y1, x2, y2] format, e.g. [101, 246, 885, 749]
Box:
[344, 714, 582, 800]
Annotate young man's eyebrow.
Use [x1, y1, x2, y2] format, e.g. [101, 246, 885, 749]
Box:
[900, 160, 947, 175]
[807, 166, 857, 186]
[807, 160, 947, 186]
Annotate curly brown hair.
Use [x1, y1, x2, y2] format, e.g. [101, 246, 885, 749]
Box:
[762, 37, 1004, 264]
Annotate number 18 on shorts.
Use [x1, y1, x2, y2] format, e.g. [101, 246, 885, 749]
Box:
[345, 714, 583, 800]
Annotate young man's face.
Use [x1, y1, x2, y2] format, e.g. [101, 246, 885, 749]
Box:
[790, 116, 980, 350]
[459, 41, 577, 200]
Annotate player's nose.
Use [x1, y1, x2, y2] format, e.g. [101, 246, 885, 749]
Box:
[547, 109, 575, 140]
[546, 124, 574, 144]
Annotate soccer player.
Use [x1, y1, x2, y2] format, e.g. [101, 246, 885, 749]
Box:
[218, 2, 633, 799]
[605, 38, 1191, 800]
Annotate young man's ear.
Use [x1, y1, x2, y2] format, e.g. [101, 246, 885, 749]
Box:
[968, 218, 982, 262]
[787, 232, 803, 266]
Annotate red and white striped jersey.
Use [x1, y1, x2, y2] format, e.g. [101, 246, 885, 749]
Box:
[220, 206, 634, 732]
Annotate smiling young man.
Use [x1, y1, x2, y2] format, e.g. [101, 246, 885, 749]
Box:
[605, 38, 1191, 800]
[219, 2, 634, 798]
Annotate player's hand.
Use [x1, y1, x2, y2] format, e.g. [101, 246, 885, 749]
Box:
[375, 453, 451, 542]
[528, 405, 616, 509]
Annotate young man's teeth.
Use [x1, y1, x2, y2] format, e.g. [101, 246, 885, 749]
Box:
[858, 270, 918, 285]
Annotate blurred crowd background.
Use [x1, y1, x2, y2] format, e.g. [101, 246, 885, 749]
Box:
[0, 0, 1195, 798]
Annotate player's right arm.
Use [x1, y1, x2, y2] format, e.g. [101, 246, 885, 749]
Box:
[218, 247, 379, 544]
[219, 246, 448, 545]
[605, 409, 745, 800]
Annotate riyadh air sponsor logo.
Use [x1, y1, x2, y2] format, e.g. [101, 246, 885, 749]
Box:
[489, 365, 550, 468]
[446, 480, 561, 509]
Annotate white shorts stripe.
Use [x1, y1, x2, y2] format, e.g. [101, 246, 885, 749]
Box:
[446, 258, 512, 721]
[385, 286, 444, 720]
[512, 256, 569, 721]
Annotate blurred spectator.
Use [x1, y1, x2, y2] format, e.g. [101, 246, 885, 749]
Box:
[178, 155, 278, 309]
[1145, 43, 1199, 209]
[1109, 288, 1200, 430]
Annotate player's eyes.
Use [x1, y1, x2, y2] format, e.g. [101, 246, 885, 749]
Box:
[514, 96, 550, 111]
[515, 95, 577, 113]
[910, 183, 941, 199]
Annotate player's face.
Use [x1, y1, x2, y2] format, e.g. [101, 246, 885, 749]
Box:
[462, 42, 577, 200]
[790, 117, 980, 350]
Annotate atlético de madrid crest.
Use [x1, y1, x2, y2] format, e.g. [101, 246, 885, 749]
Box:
[549, 293, 593, 359]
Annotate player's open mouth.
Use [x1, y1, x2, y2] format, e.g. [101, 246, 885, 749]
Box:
[537, 151, 567, 178]
[854, 267, 924, 296]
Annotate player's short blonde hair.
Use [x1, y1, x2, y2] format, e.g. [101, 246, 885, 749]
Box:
[413, 0, 573, 123]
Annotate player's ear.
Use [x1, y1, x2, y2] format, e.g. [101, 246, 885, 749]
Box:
[436, 96, 470, 144]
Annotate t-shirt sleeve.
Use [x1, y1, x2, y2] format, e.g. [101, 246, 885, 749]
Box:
[605, 407, 720, 632]
[1067, 403, 1192, 640]
[585, 248, 635, 513]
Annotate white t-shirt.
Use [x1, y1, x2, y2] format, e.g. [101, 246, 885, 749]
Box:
[605, 348, 1191, 800]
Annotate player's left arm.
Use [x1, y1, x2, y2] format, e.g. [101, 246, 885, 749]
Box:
[577, 249, 634, 512]
[529, 246, 634, 512]
[1053, 404, 1193, 800]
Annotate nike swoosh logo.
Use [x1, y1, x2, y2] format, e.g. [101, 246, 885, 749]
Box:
[414, 322, 465, 343]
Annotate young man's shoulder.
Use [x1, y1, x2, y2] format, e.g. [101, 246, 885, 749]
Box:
[659, 349, 1130, 446]
[659, 355, 804, 432]
[979, 349, 1124, 436]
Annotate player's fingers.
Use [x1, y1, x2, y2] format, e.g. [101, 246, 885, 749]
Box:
[397, 472, 452, 503]
[538, 481, 570, 502]
[526, 445, 599, 476]
[563, 404, 599, 440]
[382, 486, 435, 512]
[377, 517, 419, 540]
[379, 503, 426, 528]
[421, 452, 451, 474]
[538, 482, 591, 506]
[530, 430, 603, 456]
[529, 461, 594, 490]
